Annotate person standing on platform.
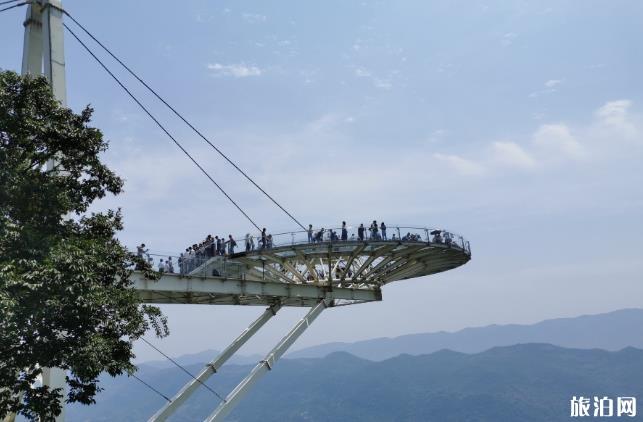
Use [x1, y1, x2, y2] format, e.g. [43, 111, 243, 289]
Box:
[307, 224, 313, 243]
[370, 220, 379, 240]
[136, 243, 148, 258]
[261, 228, 267, 249]
[380, 222, 387, 240]
[358, 223, 365, 241]
[341, 221, 348, 241]
[227, 235, 237, 255]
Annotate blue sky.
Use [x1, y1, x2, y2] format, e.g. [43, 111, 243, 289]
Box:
[1, 0, 642, 362]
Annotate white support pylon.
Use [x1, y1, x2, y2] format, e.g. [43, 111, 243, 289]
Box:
[21, 2, 68, 421]
[21, 2, 43, 75]
[41, 0, 67, 107]
[149, 304, 282, 422]
[205, 299, 331, 422]
[22, 0, 66, 106]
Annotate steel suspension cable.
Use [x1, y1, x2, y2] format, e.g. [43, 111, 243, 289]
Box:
[140, 338, 225, 402]
[0, 1, 28, 13]
[0, 0, 21, 6]
[62, 11, 307, 231]
[63, 23, 261, 231]
[129, 373, 171, 402]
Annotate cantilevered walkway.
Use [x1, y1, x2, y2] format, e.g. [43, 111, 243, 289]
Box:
[134, 225, 471, 308]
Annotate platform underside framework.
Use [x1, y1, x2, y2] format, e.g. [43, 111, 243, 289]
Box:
[138, 239, 470, 421]
[134, 239, 470, 307]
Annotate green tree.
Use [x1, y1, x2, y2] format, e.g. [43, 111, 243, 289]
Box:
[0, 70, 167, 421]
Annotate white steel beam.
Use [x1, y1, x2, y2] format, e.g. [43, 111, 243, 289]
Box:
[149, 304, 281, 421]
[131, 272, 380, 304]
[340, 244, 365, 281]
[205, 300, 330, 421]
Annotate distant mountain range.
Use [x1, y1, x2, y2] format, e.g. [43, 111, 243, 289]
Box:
[68, 344, 643, 421]
[287, 308, 643, 360]
[141, 350, 263, 370]
[62, 308, 643, 421]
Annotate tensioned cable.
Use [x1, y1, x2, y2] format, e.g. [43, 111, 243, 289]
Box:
[0, 1, 28, 13]
[129, 373, 171, 402]
[140, 337, 226, 402]
[62, 11, 307, 231]
[63, 23, 261, 231]
[0, 0, 22, 7]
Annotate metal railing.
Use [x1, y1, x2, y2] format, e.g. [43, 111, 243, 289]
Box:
[133, 223, 470, 279]
[137, 251, 245, 279]
[233, 224, 471, 255]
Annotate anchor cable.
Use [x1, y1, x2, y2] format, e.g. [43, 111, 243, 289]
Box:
[140, 338, 226, 402]
[64, 22, 261, 231]
[62, 10, 307, 231]
[129, 373, 171, 403]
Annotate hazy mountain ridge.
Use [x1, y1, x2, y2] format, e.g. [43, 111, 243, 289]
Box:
[63, 309, 643, 421]
[287, 308, 643, 360]
[140, 349, 263, 370]
[68, 344, 643, 422]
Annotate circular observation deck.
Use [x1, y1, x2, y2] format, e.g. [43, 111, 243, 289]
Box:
[134, 226, 470, 307]
[232, 226, 470, 287]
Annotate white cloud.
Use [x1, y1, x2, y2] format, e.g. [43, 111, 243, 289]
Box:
[492, 141, 537, 169]
[373, 78, 393, 90]
[207, 63, 262, 78]
[354, 67, 393, 90]
[544, 79, 562, 88]
[596, 100, 631, 123]
[438, 99, 638, 176]
[354, 68, 371, 78]
[433, 153, 486, 176]
[529, 79, 563, 98]
[427, 129, 448, 144]
[593, 100, 639, 141]
[532, 124, 585, 160]
[306, 113, 342, 133]
[242, 13, 267, 23]
[502, 32, 518, 46]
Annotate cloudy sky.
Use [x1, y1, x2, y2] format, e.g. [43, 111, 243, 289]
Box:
[1, 0, 642, 362]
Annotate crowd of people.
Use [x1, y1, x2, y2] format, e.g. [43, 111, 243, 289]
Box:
[135, 221, 461, 276]
[308, 221, 389, 242]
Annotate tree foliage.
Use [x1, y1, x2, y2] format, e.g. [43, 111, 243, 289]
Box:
[0, 71, 167, 421]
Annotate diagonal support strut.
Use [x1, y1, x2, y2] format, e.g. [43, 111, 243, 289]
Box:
[149, 303, 282, 422]
[204, 299, 331, 421]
